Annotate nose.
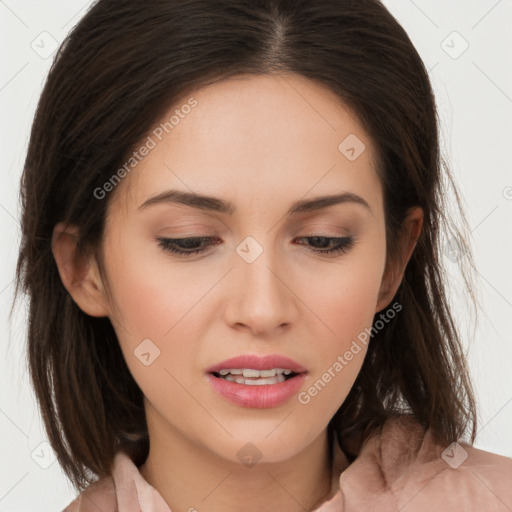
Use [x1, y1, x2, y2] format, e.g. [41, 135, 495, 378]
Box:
[223, 240, 299, 336]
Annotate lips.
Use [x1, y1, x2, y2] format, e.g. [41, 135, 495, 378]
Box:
[205, 354, 308, 408]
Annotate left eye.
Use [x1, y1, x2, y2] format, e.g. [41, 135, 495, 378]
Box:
[156, 236, 354, 257]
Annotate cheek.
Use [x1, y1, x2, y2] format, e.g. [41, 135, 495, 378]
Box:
[300, 237, 386, 346]
[293, 236, 386, 409]
[103, 250, 209, 411]
[311, 270, 381, 333]
[105, 236, 212, 340]
[101, 235, 215, 387]
[295, 273, 383, 426]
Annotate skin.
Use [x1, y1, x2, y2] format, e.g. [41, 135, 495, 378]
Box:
[52, 72, 422, 512]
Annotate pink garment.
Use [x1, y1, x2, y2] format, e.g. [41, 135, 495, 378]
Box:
[63, 416, 512, 511]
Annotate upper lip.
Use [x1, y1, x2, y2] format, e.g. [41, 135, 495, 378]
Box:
[206, 354, 308, 374]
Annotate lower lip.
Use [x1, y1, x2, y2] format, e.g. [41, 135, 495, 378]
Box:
[206, 373, 307, 408]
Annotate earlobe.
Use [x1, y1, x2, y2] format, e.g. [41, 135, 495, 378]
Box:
[375, 264, 397, 313]
[375, 207, 424, 313]
[51, 222, 110, 317]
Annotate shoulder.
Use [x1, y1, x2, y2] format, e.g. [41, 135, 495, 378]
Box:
[61, 451, 170, 512]
[341, 415, 512, 511]
[62, 474, 117, 512]
[62, 451, 135, 511]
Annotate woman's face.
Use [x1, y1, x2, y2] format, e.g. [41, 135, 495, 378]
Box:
[100, 73, 390, 463]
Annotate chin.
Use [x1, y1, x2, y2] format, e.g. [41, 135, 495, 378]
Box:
[202, 422, 321, 466]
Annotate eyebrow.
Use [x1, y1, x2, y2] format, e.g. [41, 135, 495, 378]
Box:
[137, 189, 371, 216]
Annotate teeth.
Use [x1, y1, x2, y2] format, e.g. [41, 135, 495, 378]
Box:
[217, 368, 293, 378]
[219, 369, 242, 375]
[215, 368, 297, 385]
[245, 374, 286, 385]
[242, 369, 261, 377]
[223, 374, 286, 385]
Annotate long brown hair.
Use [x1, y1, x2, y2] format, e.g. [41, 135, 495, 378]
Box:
[13, 0, 478, 490]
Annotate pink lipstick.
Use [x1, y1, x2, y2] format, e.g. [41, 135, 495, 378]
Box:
[205, 354, 308, 408]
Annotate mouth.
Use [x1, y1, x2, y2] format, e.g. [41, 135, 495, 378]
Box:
[205, 354, 308, 408]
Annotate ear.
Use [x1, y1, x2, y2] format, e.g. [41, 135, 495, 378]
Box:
[51, 222, 110, 317]
[375, 207, 423, 313]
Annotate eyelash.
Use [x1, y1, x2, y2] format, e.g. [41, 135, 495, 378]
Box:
[156, 235, 355, 257]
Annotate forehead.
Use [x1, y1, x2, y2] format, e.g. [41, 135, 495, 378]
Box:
[112, 72, 382, 218]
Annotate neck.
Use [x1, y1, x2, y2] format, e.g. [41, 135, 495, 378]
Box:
[139, 408, 335, 512]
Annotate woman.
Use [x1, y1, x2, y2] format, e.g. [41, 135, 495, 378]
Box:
[14, 0, 512, 510]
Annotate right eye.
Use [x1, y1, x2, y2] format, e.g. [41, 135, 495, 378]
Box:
[156, 236, 220, 256]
